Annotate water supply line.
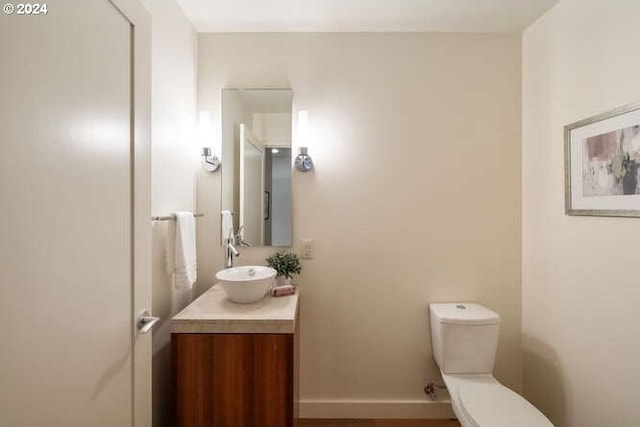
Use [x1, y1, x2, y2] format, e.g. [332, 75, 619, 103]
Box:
[424, 381, 447, 401]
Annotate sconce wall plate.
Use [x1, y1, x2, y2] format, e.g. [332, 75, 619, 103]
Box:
[201, 147, 221, 172]
[295, 146, 313, 172]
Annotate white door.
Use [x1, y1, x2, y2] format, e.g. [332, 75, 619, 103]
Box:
[0, 1, 152, 426]
[239, 124, 266, 245]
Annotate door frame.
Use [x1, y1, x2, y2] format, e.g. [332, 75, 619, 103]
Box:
[108, 1, 152, 425]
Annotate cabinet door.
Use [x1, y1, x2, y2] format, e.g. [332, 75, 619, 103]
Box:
[253, 335, 294, 426]
[173, 333, 294, 427]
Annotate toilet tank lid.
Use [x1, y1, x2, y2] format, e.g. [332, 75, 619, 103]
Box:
[430, 303, 500, 325]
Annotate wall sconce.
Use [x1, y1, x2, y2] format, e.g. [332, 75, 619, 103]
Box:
[294, 147, 313, 172]
[199, 111, 220, 173]
[201, 147, 220, 172]
[295, 110, 313, 172]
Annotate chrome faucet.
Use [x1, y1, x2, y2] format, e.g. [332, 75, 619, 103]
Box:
[223, 226, 253, 268]
[224, 228, 239, 268]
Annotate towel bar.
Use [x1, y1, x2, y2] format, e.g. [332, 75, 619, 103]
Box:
[151, 213, 204, 221]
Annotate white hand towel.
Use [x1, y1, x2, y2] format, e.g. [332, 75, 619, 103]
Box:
[221, 210, 233, 244]
[173, 212, 197, 289]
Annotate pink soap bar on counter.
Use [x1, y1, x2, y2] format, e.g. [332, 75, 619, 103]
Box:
[270, 285, 296, 297]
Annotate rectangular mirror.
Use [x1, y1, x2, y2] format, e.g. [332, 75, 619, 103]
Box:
[221, 88, 292, 247]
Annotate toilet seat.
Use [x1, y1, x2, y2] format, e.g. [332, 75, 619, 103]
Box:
[458, 382, 553, 427]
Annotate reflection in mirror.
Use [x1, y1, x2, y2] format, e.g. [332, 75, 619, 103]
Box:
[221, 89, 292, 247]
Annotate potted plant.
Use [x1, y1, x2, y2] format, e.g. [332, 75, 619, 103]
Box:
[266, 250, 302, 286]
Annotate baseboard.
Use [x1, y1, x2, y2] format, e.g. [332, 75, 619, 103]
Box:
[299, 399, 456, 419]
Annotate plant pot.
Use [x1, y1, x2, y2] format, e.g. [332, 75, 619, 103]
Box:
[275, 276, 291, 287]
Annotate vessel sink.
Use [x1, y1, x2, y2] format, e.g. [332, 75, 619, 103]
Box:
[215, 266, 277, 304]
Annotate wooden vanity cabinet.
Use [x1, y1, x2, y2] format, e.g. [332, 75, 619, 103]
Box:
[171, 285, 299, 427]
[172, 326, 299, 427]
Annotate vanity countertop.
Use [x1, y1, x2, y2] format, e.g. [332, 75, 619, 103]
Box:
[171, 284, 299, 334]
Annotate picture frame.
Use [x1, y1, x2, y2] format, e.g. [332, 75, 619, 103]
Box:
[564, 101, 640, 217]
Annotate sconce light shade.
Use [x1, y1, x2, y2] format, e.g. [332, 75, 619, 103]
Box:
[201, 147, 220, 172]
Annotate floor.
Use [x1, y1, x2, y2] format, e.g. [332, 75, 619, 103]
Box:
[299, 419, 461, 427]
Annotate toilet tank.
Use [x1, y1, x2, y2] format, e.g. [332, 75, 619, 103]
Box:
[429, 303, 501, 374]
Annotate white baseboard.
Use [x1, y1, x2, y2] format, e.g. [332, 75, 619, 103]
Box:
[299, 398, 456, 419]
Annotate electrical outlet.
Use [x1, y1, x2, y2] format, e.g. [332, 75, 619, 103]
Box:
[300, 239, 314, 259]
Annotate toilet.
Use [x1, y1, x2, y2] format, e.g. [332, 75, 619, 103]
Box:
[429, 303, 554, 427]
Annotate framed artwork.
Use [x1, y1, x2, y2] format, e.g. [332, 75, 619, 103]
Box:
[564, 101, 640, 217]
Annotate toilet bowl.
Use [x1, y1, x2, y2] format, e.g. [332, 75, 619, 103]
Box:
[429, 303, 553, 427]
[442, 374, 553, 427]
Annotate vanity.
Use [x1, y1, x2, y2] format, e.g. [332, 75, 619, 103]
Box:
[171, 284, 299, 427]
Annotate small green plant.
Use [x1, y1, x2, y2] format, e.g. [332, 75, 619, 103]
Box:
[265, 250, 302, 279]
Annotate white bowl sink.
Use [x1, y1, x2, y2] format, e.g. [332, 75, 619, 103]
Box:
[215, 266, 276, 304]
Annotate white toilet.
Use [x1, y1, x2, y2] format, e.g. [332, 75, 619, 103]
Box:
[429, 303, 554, 427]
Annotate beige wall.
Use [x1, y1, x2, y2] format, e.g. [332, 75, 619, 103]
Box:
[140, 1, 198, 426]
[197, 33, 522, 418]
[522, 1, 640, 426]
